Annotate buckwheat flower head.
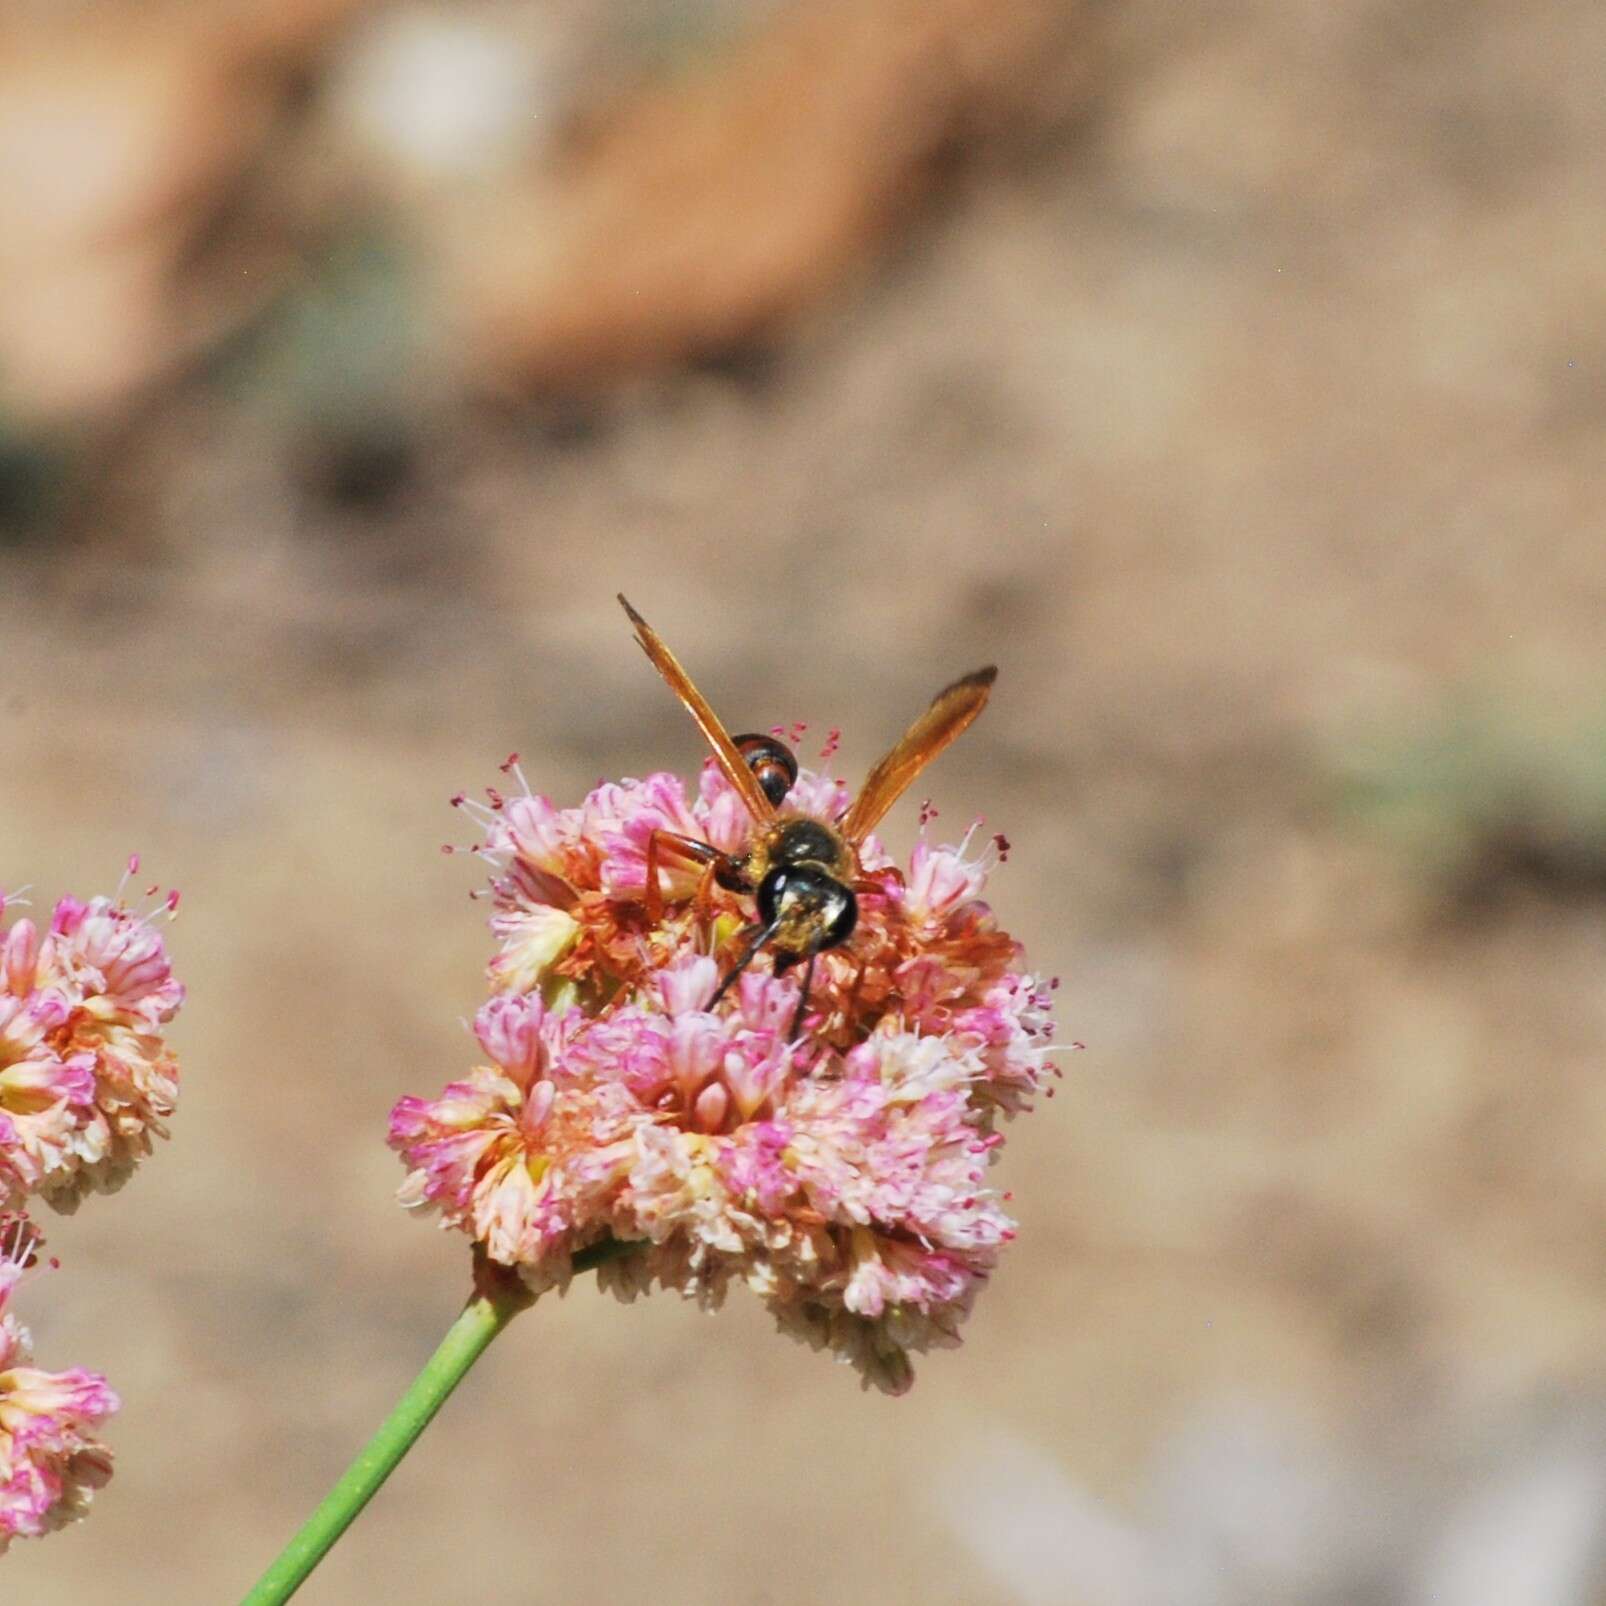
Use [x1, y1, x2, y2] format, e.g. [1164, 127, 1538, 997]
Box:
[0, 880, 184, 1212]
[0, 1218, 119, 1552]
[398, 756, 1063, 1392]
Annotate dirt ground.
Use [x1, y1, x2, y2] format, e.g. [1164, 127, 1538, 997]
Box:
[3, 1, 1605, 1601]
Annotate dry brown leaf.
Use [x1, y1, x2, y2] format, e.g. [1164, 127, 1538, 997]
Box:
[442, 0, 1090, 392]
[0, 0, 368, 422]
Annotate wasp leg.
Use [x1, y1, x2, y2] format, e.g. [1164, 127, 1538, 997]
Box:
[787, 951, 817, 1042]
[644, 829, 728, 923]
[853, 874, 899, 897]
[692, 859, 724, 929]
[840, 954, 868, 1030]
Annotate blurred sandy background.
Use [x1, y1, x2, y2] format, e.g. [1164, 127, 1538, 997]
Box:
[2, 0, 1604, 1601]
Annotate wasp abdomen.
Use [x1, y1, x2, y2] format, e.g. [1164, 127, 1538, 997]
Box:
[732, 734, 799, 808]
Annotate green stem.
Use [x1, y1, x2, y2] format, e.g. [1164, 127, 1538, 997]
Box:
[240, 1240, 634, 1606]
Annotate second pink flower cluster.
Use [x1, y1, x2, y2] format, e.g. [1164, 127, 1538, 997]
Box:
[0, 879, 184, 1551]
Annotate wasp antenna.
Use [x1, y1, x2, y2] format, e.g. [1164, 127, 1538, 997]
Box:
[709, 921, 781, 1010]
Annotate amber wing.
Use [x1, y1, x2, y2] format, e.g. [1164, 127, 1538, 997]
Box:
[840, 666, 997, 842]
[618, 594, 777, 825]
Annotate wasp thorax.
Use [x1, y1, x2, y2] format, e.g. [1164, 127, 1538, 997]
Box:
[770, 818, 842, 869]
[756, 863, 858, 957]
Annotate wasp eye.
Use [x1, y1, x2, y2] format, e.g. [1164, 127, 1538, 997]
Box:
[733, 734, 799, 808]
[756, 867, 786, 929]
[821, 884, 857, 947]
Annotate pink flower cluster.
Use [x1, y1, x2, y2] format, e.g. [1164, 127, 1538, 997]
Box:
[0, 886, 183, 1212]
[394, 759, 1060, 1392]
[0, 1223, 118, 1552]
[0, 875, 182, 1546]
